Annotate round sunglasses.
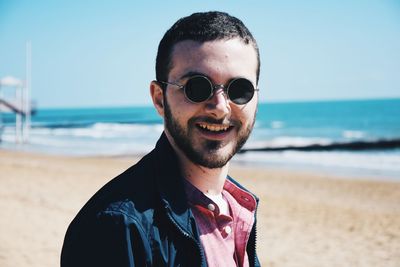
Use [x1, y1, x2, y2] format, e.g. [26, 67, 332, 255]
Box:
[158, 75, 258, 105]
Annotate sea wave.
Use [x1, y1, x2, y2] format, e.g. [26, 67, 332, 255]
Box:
[245, 136, 332, 149]
[0, 123, 164, 155]
[242, 138, 400, 152]
[342, 130, 365, 139]
[2, 123, 164, 139]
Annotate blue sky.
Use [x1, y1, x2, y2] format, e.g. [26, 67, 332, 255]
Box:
[1, 0, 399, 108]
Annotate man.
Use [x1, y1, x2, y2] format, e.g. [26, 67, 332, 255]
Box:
[61, 11, 261, 267]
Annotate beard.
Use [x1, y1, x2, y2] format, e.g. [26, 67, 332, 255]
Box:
[163, 96, 256, 169]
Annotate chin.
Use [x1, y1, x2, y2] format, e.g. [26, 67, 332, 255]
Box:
[192, 143, 236, 169]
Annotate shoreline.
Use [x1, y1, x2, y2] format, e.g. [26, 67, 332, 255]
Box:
[1, 149, 400, 266]
[2, 145, 399, 182]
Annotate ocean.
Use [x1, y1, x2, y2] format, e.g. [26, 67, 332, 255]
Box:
[1, 98, 400, 180]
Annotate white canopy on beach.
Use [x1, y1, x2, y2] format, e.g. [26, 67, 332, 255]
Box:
[0, 76, 24, 87]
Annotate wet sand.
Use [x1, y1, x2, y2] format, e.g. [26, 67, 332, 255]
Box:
[1, 150, 399, 267]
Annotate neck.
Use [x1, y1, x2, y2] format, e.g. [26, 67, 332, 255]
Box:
[181, 156, 229, 196]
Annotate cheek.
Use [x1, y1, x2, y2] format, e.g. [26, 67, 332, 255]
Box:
[166, 93, 198, 122]
[234, 104, 257, 124]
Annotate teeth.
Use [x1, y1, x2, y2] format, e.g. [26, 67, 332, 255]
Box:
[198, 123, 229, 132]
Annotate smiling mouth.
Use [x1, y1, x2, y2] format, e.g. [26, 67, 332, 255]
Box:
[196, 122, 233, 133]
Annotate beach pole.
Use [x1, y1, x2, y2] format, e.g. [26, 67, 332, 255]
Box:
[0, 84, 2, 140]
[24, 41, 32, 143]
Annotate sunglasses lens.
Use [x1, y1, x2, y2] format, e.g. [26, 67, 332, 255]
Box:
[228, 78, 255, 105]
[185, 76, 213, 103]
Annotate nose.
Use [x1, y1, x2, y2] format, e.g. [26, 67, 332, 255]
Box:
[204, 88, 230, 119]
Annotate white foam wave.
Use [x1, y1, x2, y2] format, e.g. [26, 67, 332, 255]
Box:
[0, 123, 164, 155]
[270, 121, 285, 129]
[2, 123, 164, 139]
[342, 130, 365, 139]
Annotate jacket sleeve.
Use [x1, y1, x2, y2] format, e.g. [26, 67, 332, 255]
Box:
[61, 210, 151, 267]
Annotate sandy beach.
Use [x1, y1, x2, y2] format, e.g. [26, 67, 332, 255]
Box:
[1, 149, 399, 267]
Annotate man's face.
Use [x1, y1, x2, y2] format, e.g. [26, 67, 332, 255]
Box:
[161, 38, 258, 168]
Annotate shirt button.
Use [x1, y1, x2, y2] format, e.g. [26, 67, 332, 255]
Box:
[207, 203, 215, 211]
[224, 225, 232, 235]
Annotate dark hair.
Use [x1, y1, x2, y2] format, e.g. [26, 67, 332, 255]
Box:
[156, 11, 260, 85]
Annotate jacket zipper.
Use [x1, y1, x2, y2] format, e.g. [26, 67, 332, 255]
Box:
[165, 209, 206, 267]
[250, 204, 258, 267]
[253, 221, 258, 266]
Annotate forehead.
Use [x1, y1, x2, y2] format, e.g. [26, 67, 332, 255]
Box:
[168, 39, 258, 82]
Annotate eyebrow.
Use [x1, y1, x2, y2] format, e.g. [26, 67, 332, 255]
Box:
[178, 71, 207, 81]
[177, 72, 257, 88]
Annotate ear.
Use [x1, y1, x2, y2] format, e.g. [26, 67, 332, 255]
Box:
[150, 81, 165, 117]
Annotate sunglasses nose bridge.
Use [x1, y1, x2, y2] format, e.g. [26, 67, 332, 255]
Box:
[208, 84, 230, 108]
[211, 84, 228, 99]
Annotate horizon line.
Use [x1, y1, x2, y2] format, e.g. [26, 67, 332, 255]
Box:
[34, 96, 400, 110]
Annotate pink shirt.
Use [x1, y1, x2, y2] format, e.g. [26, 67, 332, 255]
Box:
[185, 179, 256, 267]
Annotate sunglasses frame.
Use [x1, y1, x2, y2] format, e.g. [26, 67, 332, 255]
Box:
[158, 75, 259, 105]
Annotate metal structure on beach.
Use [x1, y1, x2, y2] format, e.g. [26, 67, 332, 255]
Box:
[0, 42, 32, 144]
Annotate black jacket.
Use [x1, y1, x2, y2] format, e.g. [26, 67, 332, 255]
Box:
[61, 133, 260, 267]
